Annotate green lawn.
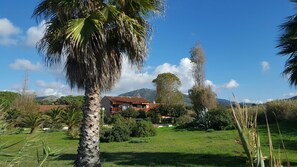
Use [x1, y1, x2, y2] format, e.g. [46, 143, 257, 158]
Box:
[0, 122, 297, 167]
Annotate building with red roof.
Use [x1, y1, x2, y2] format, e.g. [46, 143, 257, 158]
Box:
[101, 96, 159, 116]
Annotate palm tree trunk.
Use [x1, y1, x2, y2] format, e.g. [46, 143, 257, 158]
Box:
[75, 84, 101, 167]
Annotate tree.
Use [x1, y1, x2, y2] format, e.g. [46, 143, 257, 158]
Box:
[189, 86, 217, 113]
[0, 91, 20, 108]
[33, 1, 163, 166]
[277, 0, 297, 86]
[60, 107, 82, 132]
[188, 44, 217, 113]
[44, 107, 64, 129]
[55, 96, 84, 108]
[153, 73, 184, 105]
[18, 112, 44, 134]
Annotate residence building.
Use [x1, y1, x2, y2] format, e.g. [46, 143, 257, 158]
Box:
[101, 96, 158, 116]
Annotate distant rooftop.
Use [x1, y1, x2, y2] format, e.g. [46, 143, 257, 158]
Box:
[105, 96, 151, 104]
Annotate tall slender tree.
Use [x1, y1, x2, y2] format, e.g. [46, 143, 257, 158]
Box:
[33, 1, 163, 166]
[190, 44, 205, 87]
[277, 0, 297, 86]
[188, 44, 216, 113]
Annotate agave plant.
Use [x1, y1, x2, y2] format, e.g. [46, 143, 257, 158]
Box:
[231, 99, 290, 167]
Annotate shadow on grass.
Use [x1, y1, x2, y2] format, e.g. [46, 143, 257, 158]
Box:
[58, 152, 246, 166]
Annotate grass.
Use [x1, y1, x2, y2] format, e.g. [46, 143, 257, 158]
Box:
[0, 122, 296, 167]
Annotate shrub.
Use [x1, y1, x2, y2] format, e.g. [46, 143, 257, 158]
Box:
[147, 108, 161, 124]
[120, 108, 139, 118]
[264, 100, 297, 123]
[205, 108, 233, 130]
[67, 127, 80, 139]
[132, 121, 156, 137]
[137, 110, 148, 119]
[101, 116, 135, 142]
[175, 115, 195, 126]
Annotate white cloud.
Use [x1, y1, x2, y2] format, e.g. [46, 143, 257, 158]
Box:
[261, 61, 270, 72]
[10, 59, 42, 71]
[0, 18, 20, 46]
[35, 80, 82, 97]
[222, 79, 239, 89]
[204, 80, 215, 88]
[243, 99, 251, 103]
[0, 18, 20, 37]
[38, 57, 239, 97]
[284, 92, 297, 98]
[25, 20, 46, 47]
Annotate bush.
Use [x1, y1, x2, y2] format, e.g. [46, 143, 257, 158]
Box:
[205, 108, 233, 130]
[137, 110, 148, 119]
[101, 116, 135, 142]
[262, 100, 297, 123]
[175, 115, 195, 126]
[147, 108, 161, 124]
[67, 127, 80, 139]
[132, 121, 156, 137]
[120, 108, 139, 118]
[177, 107, 233, 130]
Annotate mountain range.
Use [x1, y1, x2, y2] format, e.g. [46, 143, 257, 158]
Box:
[119, 88, 235, 106]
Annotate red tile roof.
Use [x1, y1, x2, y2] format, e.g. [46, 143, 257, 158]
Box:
[105, 96, 151, 104]
[39, 105, 67, 112]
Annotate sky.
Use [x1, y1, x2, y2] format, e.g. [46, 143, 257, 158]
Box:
[0, 0, 296, 103]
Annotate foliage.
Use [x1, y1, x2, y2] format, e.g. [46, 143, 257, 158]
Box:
[137, 110, 148, 119]
[18, 112, 44, 134]
[231, 103, 261, 166]
[43, 107, 64, 130]
[205, 108, 233, 130]
[277, 2, 297, 86]
[264, 100, 297, 122]
[147, 108, 161, 124]
[188, 44, 217, 114]
[153, 73, 184, 105]
[2, 109, 21, 129]
[190, 43, 205, 87]
[120, 108, 139, 118]
[157, 105, 187, 117]
[55, 96, 84, 108]
[11, 95, 39, 114]
[60, 107, 82, 132]
[0, 91, 20, 108]
[132, 121, 156, 137]
[175, 115, 195, 126]
[100, 119, 133, 143]
[188, 85, 217, 113]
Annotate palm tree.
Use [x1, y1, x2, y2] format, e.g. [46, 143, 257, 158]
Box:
[18, 112, 44, 134]
[60, 107, 82, 133]
[277, 0, 297, 86]
[44, 107, 64, 129]
[33, 0, 163, 166]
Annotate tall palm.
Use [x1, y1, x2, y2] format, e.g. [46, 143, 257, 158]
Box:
[277, 0, 297, 86]
[33, 0, 163, 166]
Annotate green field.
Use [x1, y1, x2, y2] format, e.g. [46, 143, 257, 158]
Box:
[0, 123, 297, 167]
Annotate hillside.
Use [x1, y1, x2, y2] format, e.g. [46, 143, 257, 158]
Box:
[119, 88, 233, 106]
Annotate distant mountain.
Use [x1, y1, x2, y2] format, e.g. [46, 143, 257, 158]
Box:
[36, 95, 59, 102]
[119, 88, 156, 102]
[118, 88, 234, 106]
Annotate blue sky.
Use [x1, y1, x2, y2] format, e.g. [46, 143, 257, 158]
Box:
[0, 0, 296, 103]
